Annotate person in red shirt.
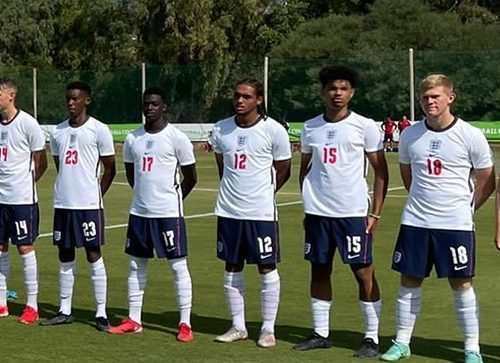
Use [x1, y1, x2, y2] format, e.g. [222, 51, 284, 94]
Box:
[398, 115, 411, 134]
[381, 117, 397, 151]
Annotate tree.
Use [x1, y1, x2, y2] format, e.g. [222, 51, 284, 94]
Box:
[0, 0, 56, 68]
[269, 0, 500, 121]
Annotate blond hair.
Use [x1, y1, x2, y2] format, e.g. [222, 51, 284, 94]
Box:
[419, 74, 454, 94]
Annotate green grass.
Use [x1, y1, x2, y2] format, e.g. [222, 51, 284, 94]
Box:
[2, 150, 500, 363]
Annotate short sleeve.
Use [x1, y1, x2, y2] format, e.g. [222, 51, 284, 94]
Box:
[211, 124, 221, 153]
[364, 121, 383, 153]
[300, 124, 312, 154]
[97, 123, 115, 157]
[469, 128, 493, 169]
[398, 131, 410, 164]
[175, 130, 196, 166]
[49, 130, 58, 156]
[26, 119, 46, 152]
[122, 134, 134, 163]
[271, 122, 292, 161]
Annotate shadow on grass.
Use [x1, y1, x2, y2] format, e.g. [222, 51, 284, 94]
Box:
[25, 301, 500, 362]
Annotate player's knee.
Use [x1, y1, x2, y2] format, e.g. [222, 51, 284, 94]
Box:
[58, 248, 75, 262]
[0, 242, 9, 252]
[448, 277, 472, 291]
[311, 263, 332, 281]
[84, 247, 101, 263]
[258, 263, 276, 275]
[17, 244, 34, 255]
[352, 264, 374, 282]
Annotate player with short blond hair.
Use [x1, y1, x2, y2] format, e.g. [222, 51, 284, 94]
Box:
[381, 74, 495, 363]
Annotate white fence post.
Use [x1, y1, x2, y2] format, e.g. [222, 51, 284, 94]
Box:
[33, 68, 37, 120]
[264, 56, 269, 111]
[409, 48, 415, 122]
[141, 62, 146, 124]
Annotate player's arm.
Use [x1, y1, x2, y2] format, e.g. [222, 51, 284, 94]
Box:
[215, 152, 223, 180]
[99, 155, 116, 196]
[273, 158, 291, 192]
[52, 156, 60, 172]
[299, 153, 312, 192]
[33, 149, 48, 181]
[180, 163, 197, 199]
[494, 175, 500, 251]
[366, 150, 389, 232]
[124, 162, 134, 188]
[399, 163, 412, 192]
[473, 166, 495, 211]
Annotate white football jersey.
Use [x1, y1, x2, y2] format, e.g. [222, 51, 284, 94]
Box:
[399, 118, 493, 230]
[301, 112, 382, 217]
[50, 117, 115, 209]
[211, 116, 291, 221]
[0, 110, 45, 204]
[123, 124, 195, 218]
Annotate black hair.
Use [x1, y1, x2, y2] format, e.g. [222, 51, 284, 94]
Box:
[235, 78, 267, 118]
[143, 87, 167, 103]
[319, 66, 359, 88]
[66, 81, 92, 96]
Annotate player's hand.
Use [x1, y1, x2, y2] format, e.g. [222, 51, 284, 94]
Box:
[366, 216, 378, 235]
[494, 234, 500, 251]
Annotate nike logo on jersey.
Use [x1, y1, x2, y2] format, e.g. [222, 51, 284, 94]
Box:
[260, 254, 273, 259]
[167, 247, 176, 252]
[17, 235, 28, 241]
[347, 254, 360, 259]
[454, 265, 468, 271]
[85, 237, 96, 242]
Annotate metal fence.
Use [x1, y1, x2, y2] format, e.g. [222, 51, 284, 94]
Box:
[2, 49, 500, 125]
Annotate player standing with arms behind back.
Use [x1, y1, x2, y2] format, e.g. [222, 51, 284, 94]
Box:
[211, 79, 291, 348]
[0, 77, 47, 324]
[380, 74, 495, 363]
[293, 66, 388, 357]
[40, 81, 116, 331]
[108, 87, 197, 341]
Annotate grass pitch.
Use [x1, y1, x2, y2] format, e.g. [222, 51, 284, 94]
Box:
[2, 149, 500, 363]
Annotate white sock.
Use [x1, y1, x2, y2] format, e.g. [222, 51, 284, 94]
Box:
[260, 269, 280, 333]
[20, 251, 38, 310]
[454, 287, 480, 353]
[360, 300, 381, 344]
[311, 297, 332, 338]
[128, 256, 148, 323]
[59, 261, 76, 315]
[224, 271, 246, 331]
[89, 257, 107, 318]
[168, 257, 192, 327]
[0, 251, 9, 307]
[395, 286, 421, 345]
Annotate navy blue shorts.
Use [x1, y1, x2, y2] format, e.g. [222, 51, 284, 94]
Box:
[217, 217, 280, 265]
[125, 215, 188, 259]
[0, 203, 39, 245]
[392, 224, 476, 278]
[304, 214, 372, 265]
[53, 209, 105, 249]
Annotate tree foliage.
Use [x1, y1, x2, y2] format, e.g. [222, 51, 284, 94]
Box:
[0, 0, 500, 123]
[270, 0, 500, 121]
